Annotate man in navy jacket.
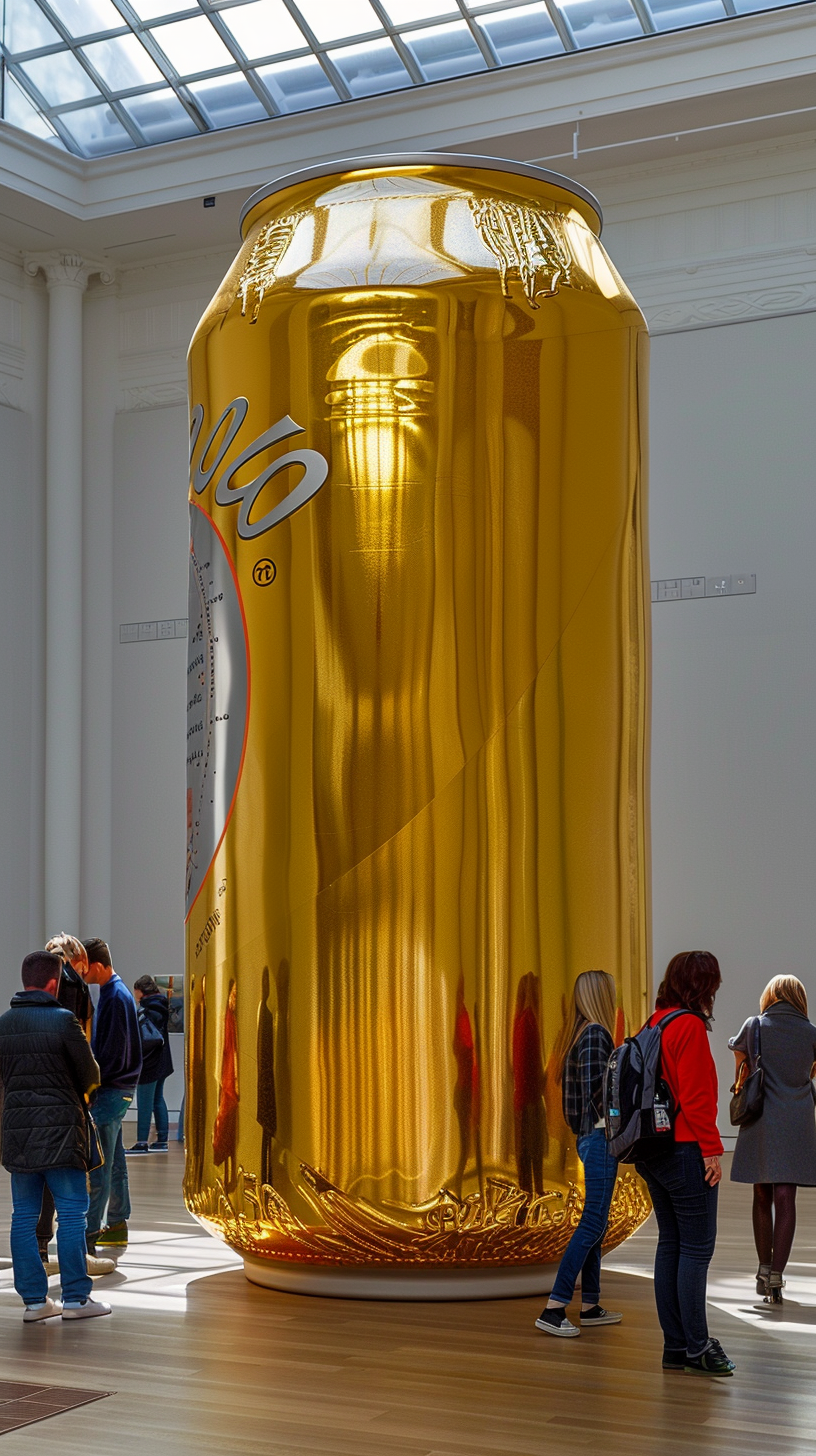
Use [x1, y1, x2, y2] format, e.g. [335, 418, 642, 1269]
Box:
[0, 951, 110, 1320]
[81, 938, 142, 1252]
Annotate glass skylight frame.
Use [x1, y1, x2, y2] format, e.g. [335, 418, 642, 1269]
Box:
[0, 0, 806, 158]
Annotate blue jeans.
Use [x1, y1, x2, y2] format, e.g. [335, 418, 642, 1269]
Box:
[551, 1129, 618, 1306]
[137, 1079, 168, 1143]
[87, 1087, 134, 1236]
[11, 1167, 92, 1306]
[635, 1141, 718, 1357]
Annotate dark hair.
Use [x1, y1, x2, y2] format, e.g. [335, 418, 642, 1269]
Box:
[134, 975, 160, 996]
[82, 938, 111, 968]
[656, 951, 722, 1019]
[22, 951, 62, 990]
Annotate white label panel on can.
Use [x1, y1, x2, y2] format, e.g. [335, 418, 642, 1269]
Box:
[186, 504, 248, 914]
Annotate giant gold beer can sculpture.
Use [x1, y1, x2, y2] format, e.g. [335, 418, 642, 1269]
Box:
[185, 154, 651, 1297]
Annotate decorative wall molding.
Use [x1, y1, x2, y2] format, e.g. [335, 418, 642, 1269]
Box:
[118, 381, 188, 411]
[0, 293, 24, 409]
[647, 280, 816, 332]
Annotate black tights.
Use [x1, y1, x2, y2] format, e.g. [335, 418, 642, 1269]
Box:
[752, 1183, 797, 1273]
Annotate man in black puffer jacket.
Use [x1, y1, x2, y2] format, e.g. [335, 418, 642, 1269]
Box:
[0, 951, 110, 1322]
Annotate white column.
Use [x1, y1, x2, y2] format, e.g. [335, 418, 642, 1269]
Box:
[23, 251, 113, 935]
[81, 283, 118, 940]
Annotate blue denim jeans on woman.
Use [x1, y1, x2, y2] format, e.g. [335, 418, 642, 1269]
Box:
[87, 1087, 134, 1237]
[551, 1128, 618, 1306]
[635, 1140, 718, 1358]
[11, 1167, 92, 1306]
[136, 1078, 168, 1144]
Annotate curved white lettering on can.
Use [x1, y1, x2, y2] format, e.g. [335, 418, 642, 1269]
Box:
[191, 399, 328, 535]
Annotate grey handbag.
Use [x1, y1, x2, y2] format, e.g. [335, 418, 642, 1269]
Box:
[730, 1017, 765, 1127]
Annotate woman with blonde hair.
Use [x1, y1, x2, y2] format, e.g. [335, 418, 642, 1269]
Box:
[535, 970, 621, 1337]
[730, 975, 816, 1302]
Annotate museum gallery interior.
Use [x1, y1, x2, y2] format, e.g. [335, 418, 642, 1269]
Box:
[1, 0, 816, 1448]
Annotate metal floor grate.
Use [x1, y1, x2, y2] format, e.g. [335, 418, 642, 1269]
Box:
[0, 1380, 112, 1434]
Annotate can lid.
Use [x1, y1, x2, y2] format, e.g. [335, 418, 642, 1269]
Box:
[239, 152, 602, 238]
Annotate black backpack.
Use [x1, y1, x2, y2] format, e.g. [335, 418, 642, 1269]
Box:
[603, 1009, 703, 1163]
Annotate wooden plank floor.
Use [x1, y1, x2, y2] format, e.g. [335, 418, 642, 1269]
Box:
[0, 1149, 813, 1455]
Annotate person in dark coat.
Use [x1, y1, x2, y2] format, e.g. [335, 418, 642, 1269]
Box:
[729, 974, 816, 1302]
[128, 975, 174, 1153]
[0, 950, 110, 1321]
[257, 966, 277, 1188]
[38, 934, 114, 1277]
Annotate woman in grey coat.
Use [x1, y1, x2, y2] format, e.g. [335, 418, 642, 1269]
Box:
[730, 976, 816, 1302]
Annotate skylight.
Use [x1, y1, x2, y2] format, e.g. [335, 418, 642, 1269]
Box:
[0, 0, 809, 158]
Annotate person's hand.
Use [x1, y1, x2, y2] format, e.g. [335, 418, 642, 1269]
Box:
[703, 1156, 722, 1186]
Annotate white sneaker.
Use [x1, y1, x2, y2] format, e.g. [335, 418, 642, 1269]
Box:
[86, 1254, 115, 1277]
[62, 1296, 112, 1320]
[23, 1297, 63, 1322]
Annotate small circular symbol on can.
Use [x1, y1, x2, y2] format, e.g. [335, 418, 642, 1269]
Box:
[253, 559, 277, 587]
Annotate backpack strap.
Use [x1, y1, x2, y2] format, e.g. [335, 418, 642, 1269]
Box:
[650, 1008, 708, 1030]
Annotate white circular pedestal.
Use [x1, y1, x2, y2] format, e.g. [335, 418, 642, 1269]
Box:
[243, 1256, 558, 1300]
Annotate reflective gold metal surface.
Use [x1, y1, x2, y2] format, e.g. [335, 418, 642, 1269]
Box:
[185, 156, 651, 1285]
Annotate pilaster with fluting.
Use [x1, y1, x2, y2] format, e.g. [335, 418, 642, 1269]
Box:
[23, 251, 114, 934]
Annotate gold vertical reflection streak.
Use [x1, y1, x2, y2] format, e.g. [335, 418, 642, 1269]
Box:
[185, 162, 651, 1270]
[313, 305, 438, 1206]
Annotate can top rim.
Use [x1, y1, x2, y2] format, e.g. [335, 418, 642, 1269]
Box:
[238, 152, 602, 237]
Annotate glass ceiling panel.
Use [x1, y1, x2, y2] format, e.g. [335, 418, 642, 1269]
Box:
[47, 0, 127, 38]
[57, 98, 135, 151]
[120, 84, 200, 138]
[561, 0, 643, 45]
[4, 70, 64, 141]
[6, 0, 62, 57]
[151, 15, 236, 72]
[20, 49, 102, 103]
[82, 33, 166, 87]
[329, 36, 412, 95]
[2, 0, 812, 157]
[384, 0, 458, 19]
[295, 0, 383, 43]
[127, 0, 199, 16]
[187, 69, 269, 123]
[403, 20, 487, 79]
[649, 0, 726, 27]
[257, 53, 339, 110]
[219, 1, 307, 60]
[476, 3, 564, 63]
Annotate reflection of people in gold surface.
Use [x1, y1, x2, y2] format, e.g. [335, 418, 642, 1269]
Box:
[188, 974, 207, 1191]
[513, 972, 547, 1196]
[213, 979, 239, 1193]
[257, 966, 277, 1188]
[452, 975, 482, 1199]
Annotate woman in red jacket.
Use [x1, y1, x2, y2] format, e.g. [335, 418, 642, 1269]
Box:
[635, 952, 735, 1377]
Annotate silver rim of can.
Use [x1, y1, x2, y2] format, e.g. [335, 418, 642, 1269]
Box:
[238, 152, 602, 237]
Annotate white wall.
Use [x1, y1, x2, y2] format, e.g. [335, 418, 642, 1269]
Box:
[111, 405, 189, 988]
[650, 311, 816, 1124]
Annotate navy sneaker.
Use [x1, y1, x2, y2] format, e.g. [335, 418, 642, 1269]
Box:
[684, 1339, 735, 1376]
[662, 1347, 686, 1372]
